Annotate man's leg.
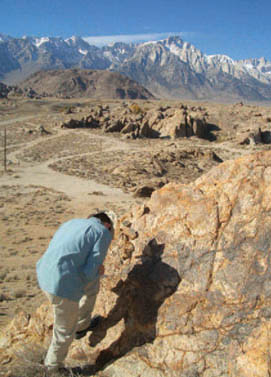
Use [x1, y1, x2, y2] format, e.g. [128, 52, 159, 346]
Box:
[76, 278, 100, 332]
[44, 292, 79, 369]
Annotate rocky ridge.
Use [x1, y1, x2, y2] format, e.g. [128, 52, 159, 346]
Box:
[0, 69, 154, 100]
[18, 69, 154, 100]
[1, 151, 271, 376]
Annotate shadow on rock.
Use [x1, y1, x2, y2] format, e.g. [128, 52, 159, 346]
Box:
[82, 239, 180, 374]
[205, 123, 221, 141]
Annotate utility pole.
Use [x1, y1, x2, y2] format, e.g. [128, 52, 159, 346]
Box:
[3, 127, 7, 172]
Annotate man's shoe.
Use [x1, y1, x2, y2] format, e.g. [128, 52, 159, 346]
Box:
[75, 315, 102, 340]
[45, 366, 68, 376]
[55, 367, 71, 376]
[45, 366, 82, 376]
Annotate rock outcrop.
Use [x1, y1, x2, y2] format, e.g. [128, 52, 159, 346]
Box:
[0, 82, 39, 99]
[239, 127, 271, 145]
[61, 103, 214, 140]
[2, 151, 271, 376]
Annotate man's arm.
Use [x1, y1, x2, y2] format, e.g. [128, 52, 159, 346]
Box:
[82, 232, 111, 281]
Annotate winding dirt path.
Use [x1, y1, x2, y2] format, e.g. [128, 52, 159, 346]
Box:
[0, 115, 38, 126]
[0, 116, 248, 212]
[0, 128, 140, 212]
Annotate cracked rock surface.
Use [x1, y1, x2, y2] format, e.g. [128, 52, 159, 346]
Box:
[2, 151, 271, 376]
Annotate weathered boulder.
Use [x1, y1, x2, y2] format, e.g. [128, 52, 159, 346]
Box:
[261, 129, 271, 143]
[133, 185, 156, 198]
[104, 120, 124, 133]
[156, 109, 188, 138]
[2, 151, 271, 376]
[191, 116, 207, 138]
[145, 110, 164, 127]
[120, 122, 138, 135]
[148, 108, 209, 139]
[61, 116, 100, 129]
[139, 121, 159, 138]
[238, 127, 271, 146]
[74, 150, 271, 376]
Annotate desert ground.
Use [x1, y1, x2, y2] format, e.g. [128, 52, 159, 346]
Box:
[0, 96, 271, 329]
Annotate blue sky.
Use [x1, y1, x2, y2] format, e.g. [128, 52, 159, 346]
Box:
[1, 0, 271, 60]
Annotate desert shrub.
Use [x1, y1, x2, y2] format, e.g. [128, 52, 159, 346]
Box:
[26, 271, 36, 281]
[129, 103, 143, 114]
[0, 267, 9, 280]
[13, 288, 26, 298]
[5, 272, 19, 282]
[4, 366, 80, 377]
[1, 344, 46, 377]
[0, 293, 9, 301]
[9, 250, 19, 256]
[215, 133, 230, 143]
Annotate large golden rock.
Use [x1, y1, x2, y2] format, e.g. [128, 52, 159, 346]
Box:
[2, 151, 271, 376]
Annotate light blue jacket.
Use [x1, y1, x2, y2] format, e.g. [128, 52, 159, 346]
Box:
[36, 217, 112, 301]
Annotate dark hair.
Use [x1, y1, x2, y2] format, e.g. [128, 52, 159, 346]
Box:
[88, 212, 112, 227]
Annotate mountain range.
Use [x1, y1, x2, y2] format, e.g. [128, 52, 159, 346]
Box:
[1, 33, 271, 102]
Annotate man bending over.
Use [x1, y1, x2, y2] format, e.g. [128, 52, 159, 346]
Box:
[36, 212, 113, 373]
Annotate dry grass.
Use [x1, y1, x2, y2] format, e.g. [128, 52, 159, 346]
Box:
[0, 344, 83, 377]
[2, 366, 82, 377]
[0, 267, 9, 280]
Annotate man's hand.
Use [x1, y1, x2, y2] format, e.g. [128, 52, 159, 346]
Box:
[99, 264, 105, 275]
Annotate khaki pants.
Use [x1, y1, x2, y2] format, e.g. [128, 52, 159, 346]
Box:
[44, 278, 100, 368]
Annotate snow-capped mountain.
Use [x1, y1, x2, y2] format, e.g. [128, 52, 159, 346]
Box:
[1, 33, 271, 101]
[101, 42, 136, 65]
[0, 33, 13, 42]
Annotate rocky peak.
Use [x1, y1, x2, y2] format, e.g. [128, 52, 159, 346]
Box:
[239, 57, 271, 74]
[161, 36, 194, 55]
[160, 35, 185, 51]
[102, 42, 135, 65]
[64, 36, 92, 52]
[0, 33, 12, 42]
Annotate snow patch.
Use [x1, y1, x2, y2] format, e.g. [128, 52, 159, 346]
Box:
[35, 37, 49, 48]
[141, 40, 159, 46]
[168, 44, 182, 56]
[207, 54, 235, 64]
[65, 36, 78, 45]
[79, 48, 88, 55]
[244, 63, 254, 70]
